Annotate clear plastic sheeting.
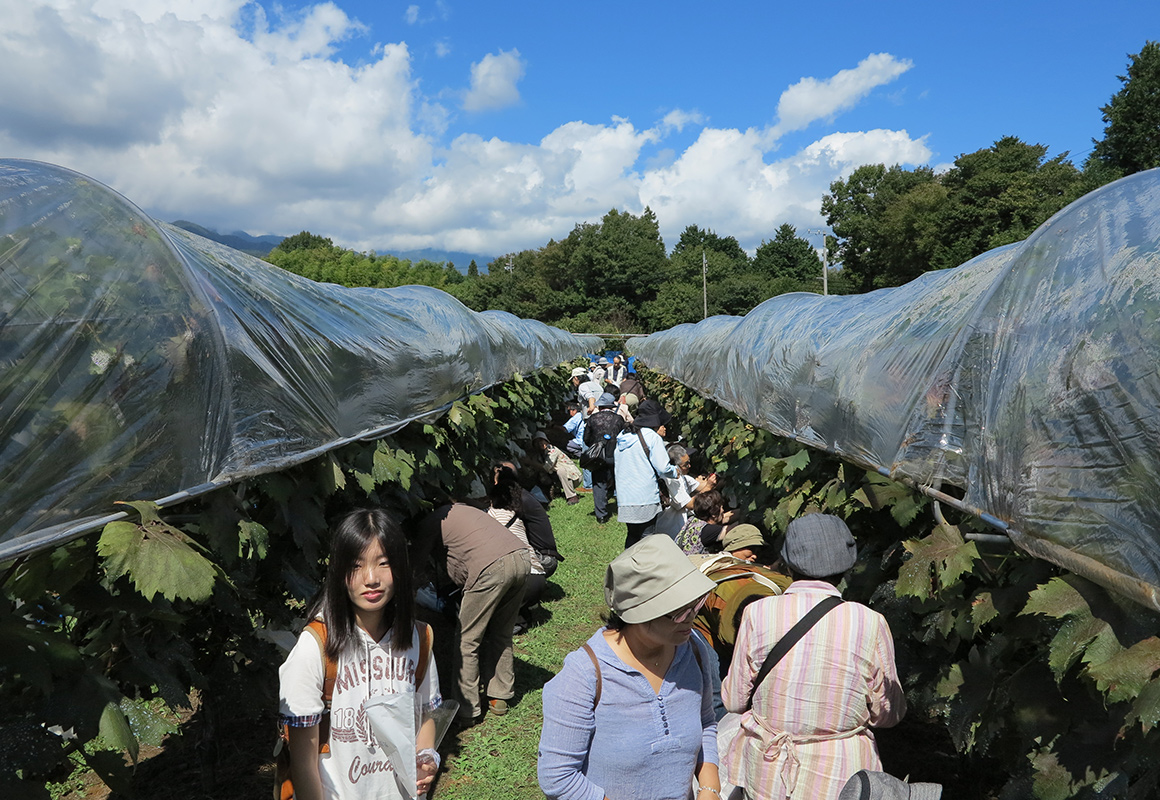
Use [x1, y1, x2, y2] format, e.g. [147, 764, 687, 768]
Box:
[0, 160, 599, 561]
[634, 168, 1160, 612]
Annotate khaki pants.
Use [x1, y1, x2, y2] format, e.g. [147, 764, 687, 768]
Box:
[555, 461, 580, 499]
[456, 549, 531, 718]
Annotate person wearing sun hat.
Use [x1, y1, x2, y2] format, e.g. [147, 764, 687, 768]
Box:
[538, 536, 722, 800]
[721, 513, 907, 800]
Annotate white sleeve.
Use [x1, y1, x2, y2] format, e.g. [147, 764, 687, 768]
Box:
[278, 629, 326, 723]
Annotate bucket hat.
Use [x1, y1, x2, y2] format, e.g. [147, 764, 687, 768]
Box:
[838, 770, 942, 800]
[781, 513, 857, 578]
[597, 392, 617, 408]
[605, 536, 716, 623]
[721, 524, 766, 553]
[570, 367, 588, 378]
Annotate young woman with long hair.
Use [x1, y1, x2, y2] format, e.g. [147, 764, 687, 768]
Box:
[279, 508, 441, 800]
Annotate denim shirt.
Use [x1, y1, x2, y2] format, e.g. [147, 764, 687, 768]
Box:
[538, 629, 718, 800]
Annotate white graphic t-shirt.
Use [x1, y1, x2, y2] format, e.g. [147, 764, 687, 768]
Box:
[279, 621, 441, 800]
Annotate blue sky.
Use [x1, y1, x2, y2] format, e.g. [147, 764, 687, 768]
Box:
[1, 0, 1156, 260]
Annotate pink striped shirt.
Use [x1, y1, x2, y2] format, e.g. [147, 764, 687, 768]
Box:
[720, 581, 906, 800]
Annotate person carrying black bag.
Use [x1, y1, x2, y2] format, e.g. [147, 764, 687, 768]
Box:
[582, 392, 624, 524]
[720, 514, 906, 800]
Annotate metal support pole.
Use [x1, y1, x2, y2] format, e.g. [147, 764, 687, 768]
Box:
[702, 248, 708, 319]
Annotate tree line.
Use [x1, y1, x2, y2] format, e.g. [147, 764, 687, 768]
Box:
[266, 41, 1160, 332]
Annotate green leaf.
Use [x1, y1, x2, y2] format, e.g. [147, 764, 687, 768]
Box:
[782, 448, 810, 475]
[1125, 675, 1160, 734]
[120, 698, 180, 747]
[1087, 637, 1160, 703]
[862, 472, 924, 525]
[1023, 577, 1125, 680]
[351, 469, 375, 495]
[896, 524, 979, 601]
[970, 591, 999, 634]
[99, 701, 138, 763]
[328, 456, 346, 492]
[1029, 747, 1075, 800]
[98, 517, 217, 603]
[238, 521, 269, 560]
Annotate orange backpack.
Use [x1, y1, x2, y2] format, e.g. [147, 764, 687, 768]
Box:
[273, 619, 433, 800]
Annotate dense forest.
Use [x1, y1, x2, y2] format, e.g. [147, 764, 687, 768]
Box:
[265, 41, 1160, 333]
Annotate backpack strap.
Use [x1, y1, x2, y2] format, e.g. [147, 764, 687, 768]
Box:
[581, 643, 603, 710]
[274, 620, 338, 800]
[415, 621, 433, 686]
[746, 595, 843, 712]
[302, 620, 337, 754]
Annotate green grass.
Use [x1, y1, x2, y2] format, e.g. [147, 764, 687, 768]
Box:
[433, 495, 624, 799]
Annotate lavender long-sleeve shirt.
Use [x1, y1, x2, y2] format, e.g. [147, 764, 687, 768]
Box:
[538, 628, 718, 800]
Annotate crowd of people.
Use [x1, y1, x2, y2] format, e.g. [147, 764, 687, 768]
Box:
[275, 357, 938, 800]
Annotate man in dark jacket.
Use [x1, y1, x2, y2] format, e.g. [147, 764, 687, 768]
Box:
[583, 392, 625, 524]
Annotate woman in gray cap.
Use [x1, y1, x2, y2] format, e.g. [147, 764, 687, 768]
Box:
[720, 514, 906, 800]
[538, 535, 723, 800]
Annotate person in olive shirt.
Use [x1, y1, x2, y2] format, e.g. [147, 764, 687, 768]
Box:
[415, 503, 531, 724]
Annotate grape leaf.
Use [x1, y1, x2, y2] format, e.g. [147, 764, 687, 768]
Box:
[970, 591, 999, 634]
[1125, 675, 1160, 734]
[98, 514, 217, 603]
[897, 524, 979, 601]
[1086, 637, 1160, 703]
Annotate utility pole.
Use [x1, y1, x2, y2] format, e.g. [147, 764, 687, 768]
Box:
[702, 247, 708, 319]
[807, 228, 829, 296]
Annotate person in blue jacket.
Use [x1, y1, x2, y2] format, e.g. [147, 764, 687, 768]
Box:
[613, 398, 679, 549]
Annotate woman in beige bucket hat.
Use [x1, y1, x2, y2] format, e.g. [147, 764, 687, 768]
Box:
[539, 535, 724, 800]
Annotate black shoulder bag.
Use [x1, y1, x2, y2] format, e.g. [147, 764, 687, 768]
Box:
[745, 595, 843, 711]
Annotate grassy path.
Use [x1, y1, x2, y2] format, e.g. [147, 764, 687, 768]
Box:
[432, 496, 623, 799]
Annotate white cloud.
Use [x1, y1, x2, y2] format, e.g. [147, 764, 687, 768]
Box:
[659, 109, 706, 135]
[462, 49, 525, 112]
[0, 6, 933, 258]
[772, 53, 913, 137]
[404, 5, 419, 24]
[435, 39, 451, 57]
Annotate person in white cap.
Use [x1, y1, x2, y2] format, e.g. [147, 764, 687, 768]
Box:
[571, 366, 604, 415]
[538, 535, 722, 800]
[721, 514, 906, 800]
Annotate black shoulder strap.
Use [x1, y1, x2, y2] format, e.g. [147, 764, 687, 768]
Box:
[746, 595, 843, 711]
[635, 430, 659, 475]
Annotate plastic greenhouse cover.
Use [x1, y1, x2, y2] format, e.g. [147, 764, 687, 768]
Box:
[0, 160, 600, 562]
[634, 168, 1160, 613]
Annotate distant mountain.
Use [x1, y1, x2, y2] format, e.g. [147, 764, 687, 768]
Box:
[170, 220, 284, 257]
[390, 248, 497, 273]
[168, 222, 496, 273]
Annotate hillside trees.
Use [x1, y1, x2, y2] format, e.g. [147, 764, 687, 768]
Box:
[823, 139, 1085, 291]
[1088, 40, 1160, 176]
[450, 207, 669, 332]
[265, 235, 465, 290]
[753, 223, 824, 290]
